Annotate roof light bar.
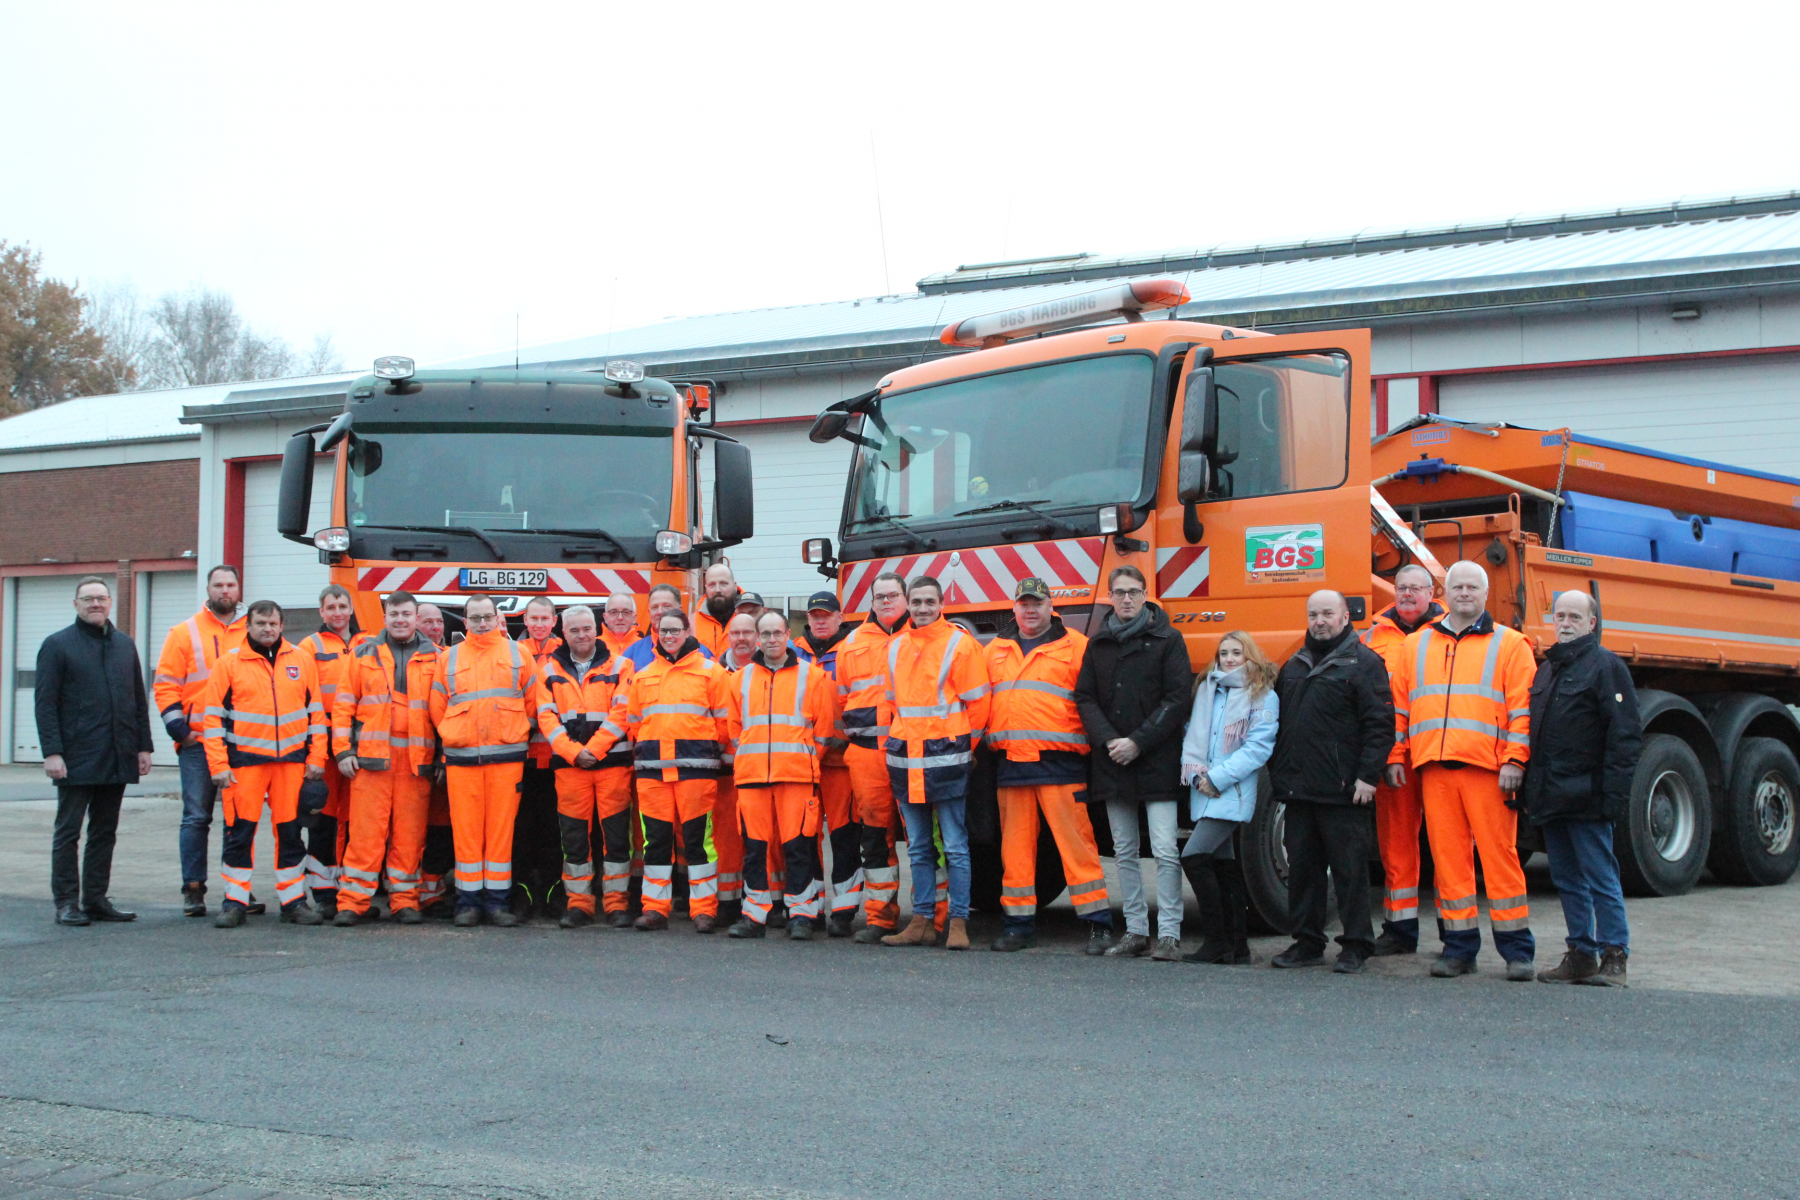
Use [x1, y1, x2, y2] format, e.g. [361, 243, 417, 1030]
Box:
[939, 278, 1191, 349]
[373, 356, 415, 380]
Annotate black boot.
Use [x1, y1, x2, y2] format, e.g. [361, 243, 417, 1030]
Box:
[1215, 856, 1252, 964]
[1179, 855, 1233, 964]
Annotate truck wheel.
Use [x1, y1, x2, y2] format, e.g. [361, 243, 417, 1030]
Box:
[1615, 733, 1712, 896]
[1710, 737, 1800, 886]
[1240, 773, 1290, 934]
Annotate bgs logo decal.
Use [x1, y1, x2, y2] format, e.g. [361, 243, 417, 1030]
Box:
[1245, 524, 1325, 582]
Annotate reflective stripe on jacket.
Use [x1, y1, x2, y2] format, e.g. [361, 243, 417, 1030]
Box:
[519, 634, 564, 764]
[1391, 612, 1535, 771]
[835, 616, 906, 751]
[725, 655, 837, 786]
[200, 641, 327, 773]
[538, 647, 634, 768]
[884, 619, 990, 801]
[333, 633, 439, 773]
[154, 607, 247, 729]
[300, 628, 368, 719]
[427, 630, 539, 766]
[796, 625, 854, 766]
[623, 642, 732, 780]
[983, 624, 1089, 761]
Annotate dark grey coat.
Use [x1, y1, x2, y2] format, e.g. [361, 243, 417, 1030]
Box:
[35, 620, 154, 785]
[1523, 632, 1643, 823]
[1074, 603, 1194, 807]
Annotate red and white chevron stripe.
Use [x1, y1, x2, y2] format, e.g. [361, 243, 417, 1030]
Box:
[840, 537, 1105, 611]
[1155, 547, 1210, 598]
[355, 565, 652, 596]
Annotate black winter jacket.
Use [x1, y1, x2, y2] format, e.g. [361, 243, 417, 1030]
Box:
[1074, 603, 1194, 807]
[34, 619, 154, 786]
[1269, 626, 1395, 805]
[1523, 633, 1642, 823]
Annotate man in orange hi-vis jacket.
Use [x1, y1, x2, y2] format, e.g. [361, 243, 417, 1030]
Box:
[200, 600, 327, 928]
[295, 582, 368, 916]
[428, 593, 542, 928]
[723, 611, 838, 940]
[1388, 560, 1537, 981]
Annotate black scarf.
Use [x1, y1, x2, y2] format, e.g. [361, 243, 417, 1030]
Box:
[1303, 623, 1355, 662]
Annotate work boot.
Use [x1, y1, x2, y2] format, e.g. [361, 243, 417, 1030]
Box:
[1086, 923, 1113, 956]
[1371, 931, 1418, 957]
[490, 908, 520, 928]
[1588, 945, 1629, 987]
[315, 899, 339, 922]
[1105, 932, 1150, 958]
[634, 911, 669, 931]
[560, 908, 593, 929]
[827, 912, 855, 939]
[1537, 948, 1599, 984]
[944, 918, 969, 950]
[1271, 942, 1326, 969]
[853, 924, 892, 945]
[716, 901, 742, 926]
[1429, 955, 1477, 978]
[767, 904, 788, 930]
[181, 882, 207, 918]
[991, 926, 1037, 952]
[1151, 936, 1182, 962]
[394, 906, 424, 926]
[606, 910, 634, 928]
[1333, 948, 1367, 974]
[789, 917, 815, 941]
[214, 905, 247, 928]
[282, 903, 324, 926]
[881, 915, 936, 947]
[334, 908, 361, 927]
[727, 918, 766, 939]
[85, 897, 136, 922]
[453, 906, 483, 928]
[422, 899, 455, 920]
[245, 894, 266, 916]
[693, 914, 716, 934]
[1505, 960, 1536, 983]
[55, 904, 91, 927]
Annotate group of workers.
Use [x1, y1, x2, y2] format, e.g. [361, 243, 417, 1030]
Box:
[41, 553, 1635, 984]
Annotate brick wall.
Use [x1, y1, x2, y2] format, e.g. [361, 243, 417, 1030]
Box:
[0, 459, 198, 566]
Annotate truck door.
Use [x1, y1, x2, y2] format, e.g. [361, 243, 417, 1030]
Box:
[1155, 329, 1372, 663]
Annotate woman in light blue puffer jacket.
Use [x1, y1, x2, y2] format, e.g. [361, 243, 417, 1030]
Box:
[1177, 631, 1279, 964]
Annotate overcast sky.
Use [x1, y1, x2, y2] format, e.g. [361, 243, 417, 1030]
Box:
[5, 2, 1798, 373]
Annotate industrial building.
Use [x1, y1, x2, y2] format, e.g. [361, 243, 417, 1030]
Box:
[6, 189, 1800, 765]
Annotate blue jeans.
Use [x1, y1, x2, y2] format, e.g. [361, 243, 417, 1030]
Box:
[178, 741, 217, 886]
[901, 798, 969, 920]
[1542, 818, 1629, 955]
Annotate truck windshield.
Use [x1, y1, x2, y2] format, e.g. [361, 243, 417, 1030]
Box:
[849, 353, 1154, 530]
[346, 425, 673, 548]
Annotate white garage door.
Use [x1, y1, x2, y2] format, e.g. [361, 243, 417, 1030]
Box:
[143, 569, 198, 765]
[10, 573, 115, 762]
[241, 458, 334, 609]
[700, 423, 855, 605]
[1438, 352, 1800, 478]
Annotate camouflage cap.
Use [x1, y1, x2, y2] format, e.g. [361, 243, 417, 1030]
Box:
[1013, 577, 1052, 600]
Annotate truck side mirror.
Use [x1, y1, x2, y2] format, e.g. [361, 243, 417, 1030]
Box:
[277, 431, 316, 545]
[713, 438, 754, 543]
[1177, 365, 1216, 503]
[809, 411, 850, 444]
[802, 537, 833, 564]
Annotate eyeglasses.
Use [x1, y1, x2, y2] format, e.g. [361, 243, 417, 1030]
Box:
[1110, 588, 1146, 600]
[1394, 584, 1432, 595]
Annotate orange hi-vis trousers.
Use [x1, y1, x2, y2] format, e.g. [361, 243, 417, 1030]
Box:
[339, 762, 432, 916]
[847, 744, 903, 929]
[1375, 769, 1427, 942]
[1419, 764, 1535, 963]
[997, 784, 1109, 922]
[448, 762, 523, 910]
[555, 766, 633, 915]
[220, 762, 307, 912]
[818, 765, 863, 918]
[421, 781, 452, 907]
[739, 782, 824, 924]
[714, 778, 742, 909]
[636, 777, 717, 919]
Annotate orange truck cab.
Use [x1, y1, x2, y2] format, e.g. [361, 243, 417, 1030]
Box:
[804, 281, 1800, 928]
[275, 357, 753, 640]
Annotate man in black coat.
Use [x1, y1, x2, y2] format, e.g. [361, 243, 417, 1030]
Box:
[1268, 590, 1395, 973]
[1526, 591, 1642, 987]
[1074, 566, 1194, 958]
[34, 576, 155, 926]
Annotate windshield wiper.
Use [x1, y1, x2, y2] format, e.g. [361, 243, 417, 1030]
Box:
[954, 498, 1077, 534]
[851, 511, 934, 551]
[355, 524, 507, 560]
[509, 527, 631, 560]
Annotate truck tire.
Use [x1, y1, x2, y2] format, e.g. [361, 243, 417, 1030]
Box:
[967, 824, 1068, 913]
[1709, 737, 1800, 886]
[1240, 772, 1291, 934]
[1615, 733, 1712, 896]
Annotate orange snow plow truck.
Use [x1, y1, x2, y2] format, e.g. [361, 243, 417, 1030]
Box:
[803, 280, 1800, 929]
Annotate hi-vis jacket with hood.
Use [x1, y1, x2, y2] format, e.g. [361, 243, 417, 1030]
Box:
[835, 614, 907, 752]
[537, 644, 634, 769]
[154, 606, 247, 742]
[332, 632, 439, 775]
[427, 629, 542, 767]
[200, 639, 327, 773]
[884, 617, 991, 803]
[623, 636, 733, 781]
[723, 651, 837, 787]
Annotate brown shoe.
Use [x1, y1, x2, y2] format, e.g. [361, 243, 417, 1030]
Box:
[692, 914, 716, 934]
[945, 918, 970, 951]
[1586, 945, 1629, 987]
[880, 915, 936, 947]
[634, 911, 669, 931]
[1536, 948, 1599, 984]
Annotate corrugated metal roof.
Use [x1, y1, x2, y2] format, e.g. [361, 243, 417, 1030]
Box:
[0, 372, 357, 454]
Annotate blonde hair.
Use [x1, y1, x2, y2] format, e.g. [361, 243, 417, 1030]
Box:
[1214, 630, 1276, 698]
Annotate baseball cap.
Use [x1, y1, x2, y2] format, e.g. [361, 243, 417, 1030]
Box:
[1014, 577, 1052, 600]
[734, 591, 766, 610]
[805, 590, 841, 613]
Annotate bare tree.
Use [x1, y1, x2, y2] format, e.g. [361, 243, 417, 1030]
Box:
[84, 282, 158, 394]
[0, 242, 134, 414]
[301, 333, 345, 375]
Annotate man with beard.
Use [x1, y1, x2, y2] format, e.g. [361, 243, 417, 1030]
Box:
[693, 563, 741, 658]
